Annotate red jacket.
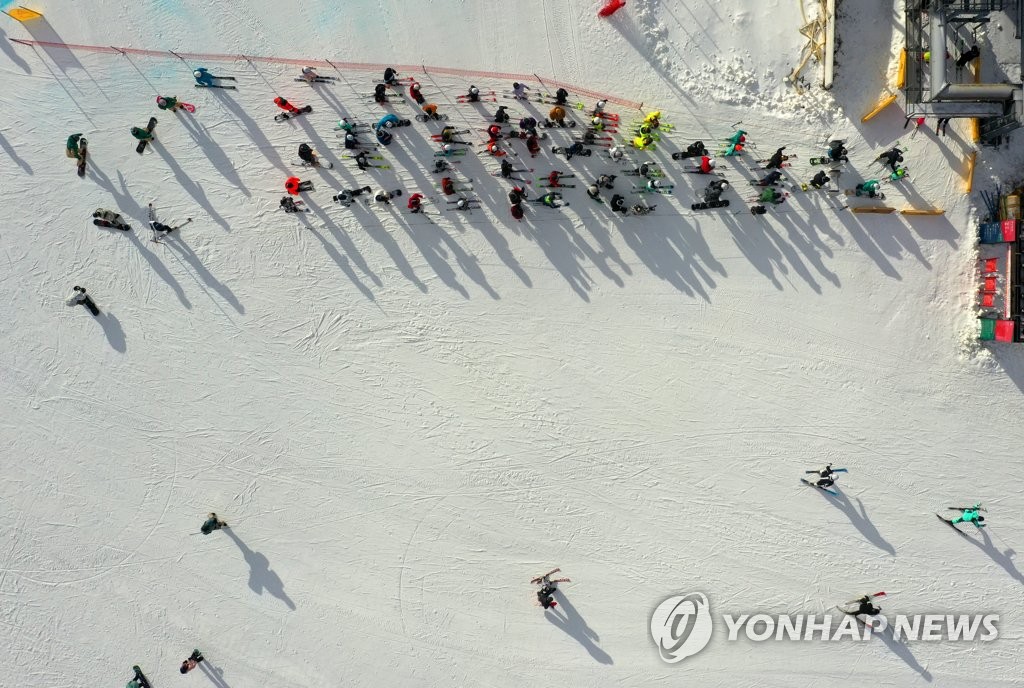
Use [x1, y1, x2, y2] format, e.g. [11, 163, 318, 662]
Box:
[547, 171, 562, 186]
[441, 177, 455, 195]
[699, 156, 713, 173]
[275, 97, 300, 114]
[407, 193, 424, 210]
[285, 177, 301, 195]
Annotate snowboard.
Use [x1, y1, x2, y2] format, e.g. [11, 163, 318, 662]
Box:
[297, 158, 334, 169]
[134, 117, 157, 154]
[691, 200, 730, 211]
[800, 478, 838, 496]
[77, 137, 88, 177]
[416, 113, 450, 122]
[130, 666, 152, 688]
[275, 105, 313, 122]
[845, 189, 886, 200]
[94, 218, 131, 231]
[195, 83, 237, 89]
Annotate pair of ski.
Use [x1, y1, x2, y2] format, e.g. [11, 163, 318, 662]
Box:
[531, 568, 571, 585]
[835, 591, 888, 618]
[294, 76, 337, 84]
[936, 506, 987, 536]
[684, 169, 727, 178]
[275, 105, 312, 122]
[623, 169, 666, 178]
[195, 75, 237, 90]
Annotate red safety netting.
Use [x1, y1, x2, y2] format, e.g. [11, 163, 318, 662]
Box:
[8, 39, 644, 110]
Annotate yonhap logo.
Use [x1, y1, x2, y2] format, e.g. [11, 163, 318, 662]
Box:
[650, 593, 714, 663]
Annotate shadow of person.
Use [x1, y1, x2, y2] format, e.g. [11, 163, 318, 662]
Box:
[96, 311, 126, 352]
[828, 490, 897, 555]
[875, 623, 933, 681]
[957, 527, 1024, 585]
[0, 131, 33, 174]
[0, 26, 32, 73]
[223, 527, 296, 610]
[198, 659, 232, 688]
[545, 590, 613, 665]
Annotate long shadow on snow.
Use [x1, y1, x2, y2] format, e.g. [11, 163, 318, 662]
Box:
[223, 527, 296, 610]
[0, 27, 32, 74]
[152, 143, 232, 231]
[302, 196, 381, 298]
[820, 488, 896, 555]
[95, 311, 127, 353]
[0, 131, 33, 174]
[178, 113, 251, 197]
[210, 88, 290, 175]
[546, 590, 613, 665]
[875, 623, 933, 682]
[162, 233, 245, 315]
[955, 526, 1024, 585]
[198, 660, 232, 688]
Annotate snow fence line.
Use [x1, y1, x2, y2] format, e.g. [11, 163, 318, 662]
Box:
[7, 38, 644, 111]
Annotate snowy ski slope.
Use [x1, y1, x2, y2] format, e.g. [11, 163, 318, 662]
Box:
[1, 1, 1023, 686]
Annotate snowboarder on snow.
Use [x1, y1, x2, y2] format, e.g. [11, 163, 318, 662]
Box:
[421, 103, 441, 120]
[586, 184, 601, 201]
[201, 513, 227, 534]
[374, 84, 388, 103]
[298, 143, 318, 166]
[610, 194, 628, 214]
[854, 179, 882, 198]
[809, 170, 831, 189]
[131, 124, 155, 143]
[156, 96, 186, 112]
[66, 133, 84, 160]
[407, 193, 425, 213]
[377, 113, 402, 130]
[704, 179, 729, 203]
[333, 186, 373, 206]
[375, 189, 398, 204]
[563, 141, 585, 161]
[285, 177, 314, 195]
[66, 286, 99, 316]
[494, 105, 511, 123]
[280, 196, 304, 213]
[409, 81, 424, 104]
[375, 127, 393, 146]
[827, 139, 848, 162]
[179, 650, 204, 674]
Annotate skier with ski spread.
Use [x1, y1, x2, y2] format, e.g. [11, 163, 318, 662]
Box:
[179, 650, 204, 674]
[148, 203, 192, 239]
[633, 133, 655, 150]
[945, 504, 987, 528]
[193, 67, 231, 88]
[494, 105, 511, 123]
[465, 85, 481, 102]
[421, 103, 441, 120]
[156, 96, 186, 112]
[724, 130, 746, 156]
[512, 82, 530, 99]
[548, 106, 567, 127]
[608, 145, 625, 162]
[756, 170, 784, 186]
[484, 140, 503, 157]
[610, 194, 628, 214]
[440, 177, 458, 195]
[809, 170, 831, 189]
[759, 186, 785, 204]
[675, 141, 708, 159]
[66, 286, 99, 316]
[547, 170, 570, 187]
[643, 110, 662, 129]
[285, 176, 314, 195]
[499, 158, 515, 179]
[878, 147, 904, 172]
[765, 146, 788, 169]
[854, 179, 882, 198]
[827, 139, 849, 162]
[299, 66, 321, 82]
[891, 166, 908, 181]
[374, 84, 388, 103]
[343, 133, 365, 150]
[848, 595, 882, 618]
[352, 151, 372, 171]
[554, 87, 570, 105]
[536, 192, 566, 208]
[383, 67, 400, 86]
[519, 116, 538, 136]
[407, 193, 425, 213]
[592, 99, 607, 116]
[409, 81, 424, 104]
[201, 513, 227, 534]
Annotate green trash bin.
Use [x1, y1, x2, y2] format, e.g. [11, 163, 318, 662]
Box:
[979, 318, 996, 341]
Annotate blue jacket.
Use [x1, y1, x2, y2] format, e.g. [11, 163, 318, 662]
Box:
[377, 113, 400, 130]
[193, 67, 214, 87]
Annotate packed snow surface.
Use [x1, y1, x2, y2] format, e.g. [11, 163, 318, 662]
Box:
[1, 1, 1023, 686]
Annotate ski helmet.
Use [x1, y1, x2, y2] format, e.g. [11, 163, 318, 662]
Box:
[513, 82, 520, 89]
[708, 158, 717, 169]
[157, 97, 167, 107]
[302, 66, 314, 75]
[592, 117, 601, 126]
[720, 181, 729, 189]
[443, 144, 452, 152]
[346, 134, 355, 142]
[596, 99, 607, 110]
[193, 70, 202, 79]
[470, 86, 479, 95]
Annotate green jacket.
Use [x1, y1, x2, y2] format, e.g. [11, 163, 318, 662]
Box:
[157, 96, 179, 110]
[66, 133, 82, 154]
[131, 127, 154, 141]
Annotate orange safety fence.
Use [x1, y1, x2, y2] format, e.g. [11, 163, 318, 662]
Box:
[7, 38, 644, 110]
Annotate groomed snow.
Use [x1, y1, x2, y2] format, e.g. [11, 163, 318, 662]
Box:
[1, 1, 1022, 686]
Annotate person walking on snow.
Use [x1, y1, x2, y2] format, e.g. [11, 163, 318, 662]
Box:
[66, 286, 99, 316]
[201, 513, 227, 534]
[285, 177, 314, 195]
[179, 650, 204, 674]
[766, 146, 787, 169]
[156, 96, 185, 112]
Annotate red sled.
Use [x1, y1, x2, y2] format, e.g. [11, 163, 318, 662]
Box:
[598, 0, 626, 18]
